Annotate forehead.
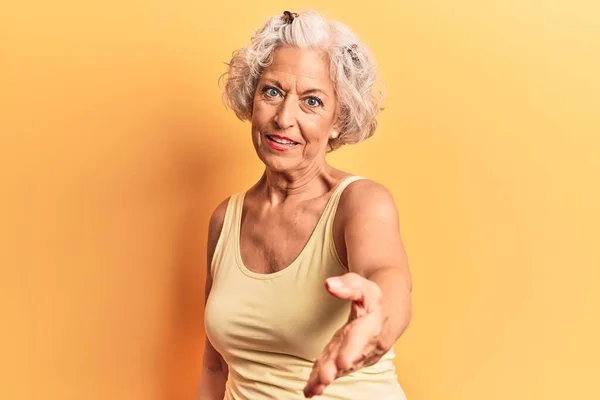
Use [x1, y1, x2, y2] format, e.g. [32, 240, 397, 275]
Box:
[261, 46, 333, 90]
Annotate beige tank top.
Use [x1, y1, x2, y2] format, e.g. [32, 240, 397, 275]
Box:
[205, 176, 407, 399]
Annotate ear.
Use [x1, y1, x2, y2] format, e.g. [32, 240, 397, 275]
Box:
[331, 115, 341, 139]
[331, 103, 342, 139]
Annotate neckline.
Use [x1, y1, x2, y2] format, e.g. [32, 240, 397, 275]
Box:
[234, 175, 361, 280]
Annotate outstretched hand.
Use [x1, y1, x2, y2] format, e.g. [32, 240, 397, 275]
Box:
[303, 272, 389, 398]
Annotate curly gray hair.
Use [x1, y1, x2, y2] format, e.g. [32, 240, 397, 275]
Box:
[221, 11, 385, 151]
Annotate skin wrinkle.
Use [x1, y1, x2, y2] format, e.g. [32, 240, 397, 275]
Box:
[250, 46, 340, 204]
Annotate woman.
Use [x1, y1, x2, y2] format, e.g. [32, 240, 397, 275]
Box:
[198, 11, 413, 400]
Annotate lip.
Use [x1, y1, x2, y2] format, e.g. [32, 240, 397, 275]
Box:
[269, 134, 297, 142]
[264, 133, 299, 152]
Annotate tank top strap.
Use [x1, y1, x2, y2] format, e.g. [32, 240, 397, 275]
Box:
[210, 193, 243, 279]
[320, 175, 367, 227]
[230, 192, 245, 231]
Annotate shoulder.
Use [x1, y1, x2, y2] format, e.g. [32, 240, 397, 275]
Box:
[205, 196, 233, 298]
[337, 178, 399, 225]
[207, 196, 232, 258]
[208, 196, 231, 234]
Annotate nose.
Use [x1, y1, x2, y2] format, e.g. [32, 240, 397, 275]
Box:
[273, 96, 297, 130]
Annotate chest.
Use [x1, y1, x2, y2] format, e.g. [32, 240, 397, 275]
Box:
[239, 201, 327, 274]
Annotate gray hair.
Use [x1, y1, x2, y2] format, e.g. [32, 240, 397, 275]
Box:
[221, 11, 385, 151]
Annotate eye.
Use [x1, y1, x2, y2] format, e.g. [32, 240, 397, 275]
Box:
[262, 86, 281, 98]
[305, 96, 323, 108]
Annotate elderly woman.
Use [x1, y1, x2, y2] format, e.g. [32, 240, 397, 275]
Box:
[198, 10, 412, 400]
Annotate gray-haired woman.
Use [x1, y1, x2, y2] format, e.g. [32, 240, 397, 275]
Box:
[198, 11, 412, 400]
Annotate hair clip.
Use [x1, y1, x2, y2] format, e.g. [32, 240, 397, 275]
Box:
[346, 44, 359, 61]
[281, 11, 299, 24]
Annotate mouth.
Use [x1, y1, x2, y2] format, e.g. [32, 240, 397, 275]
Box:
[264, 134, 300, 150]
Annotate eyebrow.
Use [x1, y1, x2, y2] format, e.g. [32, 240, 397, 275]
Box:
[263, 79, 329, 97]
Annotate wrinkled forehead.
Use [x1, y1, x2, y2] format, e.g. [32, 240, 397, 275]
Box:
[260, 46, 334, 90]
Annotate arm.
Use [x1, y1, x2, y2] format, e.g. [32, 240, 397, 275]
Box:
[197, 199, 230, 400]
[340, 180, 413, 349]
[304, 180, 412, 397]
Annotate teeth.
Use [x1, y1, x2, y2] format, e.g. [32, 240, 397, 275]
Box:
[268, 135, 296, 145]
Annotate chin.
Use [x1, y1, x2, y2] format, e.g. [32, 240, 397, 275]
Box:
[258, 152, 294, 172]
[253, 139, 290, 170]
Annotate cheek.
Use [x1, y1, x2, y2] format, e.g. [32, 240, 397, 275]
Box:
[302, 116, 335, 144]
[251, 97, 272, 122]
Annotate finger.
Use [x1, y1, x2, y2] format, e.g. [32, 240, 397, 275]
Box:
[325, 273, 382, 312]
[306, 357, 323, 390]
[306, 338, 335, 384]
[325, 273, 365, 301]
[326, 281, 364, 302]
[326, 272, 363, 290]
[304, 360, 337, 397]
[319, 359, 338, 386]
[304, 383, 326, 398]
[335, 320, 376, 373]
[305, 333, 344, 397]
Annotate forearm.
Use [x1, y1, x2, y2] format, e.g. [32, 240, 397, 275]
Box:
[196, 365, 227, 400]
[367, 266, 412, 350]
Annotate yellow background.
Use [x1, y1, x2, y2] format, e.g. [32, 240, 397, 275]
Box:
[1, 0, 598, 399]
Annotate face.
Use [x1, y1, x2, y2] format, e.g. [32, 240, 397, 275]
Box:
[250, 46, 339, 173]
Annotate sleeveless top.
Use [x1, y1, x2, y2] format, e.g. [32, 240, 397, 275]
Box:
[204, 176, 407, 399]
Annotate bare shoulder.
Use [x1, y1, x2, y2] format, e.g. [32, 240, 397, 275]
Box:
[337, 178, 399, 225]
[207, 196, 231, 260]
[209, 197, 230, 234]
[334, 178, 406, 276]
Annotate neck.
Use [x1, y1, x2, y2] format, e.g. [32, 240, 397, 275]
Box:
[259, 161, 335, 205]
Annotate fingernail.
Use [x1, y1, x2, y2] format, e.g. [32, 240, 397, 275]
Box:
[326, 278, 343, 289]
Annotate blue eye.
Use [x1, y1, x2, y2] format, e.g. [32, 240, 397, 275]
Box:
[305, 96, 323, 108]
[263, 86, 281, 98]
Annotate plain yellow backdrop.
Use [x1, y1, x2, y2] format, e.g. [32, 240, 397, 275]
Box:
[1, 1, 599, 399]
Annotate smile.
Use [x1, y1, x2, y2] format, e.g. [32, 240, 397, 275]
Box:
[264, 134, 300, 152]
[265, 135, 299, 145]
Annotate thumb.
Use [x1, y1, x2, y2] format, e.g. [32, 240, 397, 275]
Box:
[325, 273, 381, 312]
